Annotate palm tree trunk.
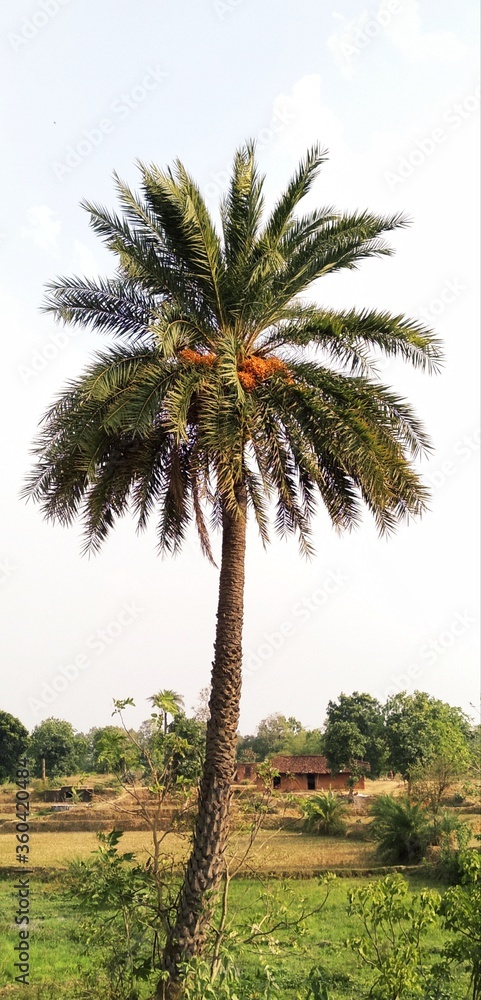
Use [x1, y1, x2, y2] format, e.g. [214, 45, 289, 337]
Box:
[159, 483, 247, 997]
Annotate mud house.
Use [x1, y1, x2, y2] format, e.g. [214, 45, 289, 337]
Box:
[43, 785, 93, 803]
[235, 755, 366, 792]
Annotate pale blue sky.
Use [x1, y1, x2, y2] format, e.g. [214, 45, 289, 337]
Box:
[1, 0, 479, 736]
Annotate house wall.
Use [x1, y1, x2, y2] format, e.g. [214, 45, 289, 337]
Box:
[235, 763, 365, 792]
[255, 773, 365, 792]
[274, 773, 358, 792]
[234, 763, 256, 782]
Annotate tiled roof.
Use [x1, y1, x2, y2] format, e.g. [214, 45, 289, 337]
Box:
[270, 755, 331, 774]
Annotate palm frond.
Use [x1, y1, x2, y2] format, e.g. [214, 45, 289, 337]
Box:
[24, 144, 440, 557]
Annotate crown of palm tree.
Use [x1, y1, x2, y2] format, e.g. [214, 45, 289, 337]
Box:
[149, 689, 185, 716]
[24, 143, 442, 558]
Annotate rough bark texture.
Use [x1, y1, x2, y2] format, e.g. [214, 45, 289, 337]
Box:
[159, 484, 247, 998]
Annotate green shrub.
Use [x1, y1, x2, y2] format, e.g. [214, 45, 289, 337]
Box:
[429, 811, 469, 848]
[347, 874, 441, 999]
[369, 795, 431, 864]
[301, 791, 349, 836]
[440, 849, 481, 998]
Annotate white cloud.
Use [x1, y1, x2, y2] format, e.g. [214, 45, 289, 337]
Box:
[270, 74, 346, 160]
[327, 0, 468, 78]
[384, 0, 468, 63]
[22, 205, 61, 251]
[328, 9, 379, 79]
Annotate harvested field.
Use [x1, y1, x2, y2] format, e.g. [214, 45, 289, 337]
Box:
[0, 829, 379, 873]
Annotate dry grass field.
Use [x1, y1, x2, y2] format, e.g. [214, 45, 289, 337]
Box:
[0, 828, 380, 872]
[0, 774, 478, 876]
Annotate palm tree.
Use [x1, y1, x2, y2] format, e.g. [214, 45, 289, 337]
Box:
[302, 790, 349, 835]
[149, 689, 185, 735]
[369, 795, 431, 864]
[23, 142, 442, 995]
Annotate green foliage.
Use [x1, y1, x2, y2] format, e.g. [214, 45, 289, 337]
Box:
[0, 710, 28, 782]
[173, 953, 241, 999]
[411, 751, 472, 814]
[304, 968, 330, 999]
[429, 810, 470, 849]
[24, 143, 441, 561]
[165, 713, 206, 782]
[384, 692, 471, 783]
[93, 726, 141, 774]
[1, 871, 474, 999]
[347, 874, 441, 999]
[324, 692, 387, 777]
[433, 818, 472, 884]
[148, 689, 185, 735]
[440, 850, 481, 999]
[322, 720, 367, 775]
[369, 795, 431, 864]
[64, 830, 158, 999]
[301, 791, 349, 836]
[239, 715, 324, 760]
[29, 717, 84, 778]
[242, 714, 305, 760]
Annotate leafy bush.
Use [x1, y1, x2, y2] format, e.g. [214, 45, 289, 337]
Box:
[440, 849, 481, 999]
[369, 795, 431, 863]
[347, 874, 441, 999]
[63, 830, 158, 999]
[301, 791, 348, 836]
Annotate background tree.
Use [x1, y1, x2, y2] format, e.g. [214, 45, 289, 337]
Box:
[411, 749, 472, 814]
[323, 719, 367, 774]
[238, 715, 324, 760]
[29, 717, 83, 778]
[467, 722, 481, 782]
[384, 691, 471, 788]
[324, 691, 387, 776]
[71, 731, 93, 773]
[285, 726, 324, 756]
[141, 709, 207, 784]
[23, 143, 441, 993]
[0, 711, 29, 783]
[240, 713, 305, 759]
[93, 725, 141, 774]
[149, 690, 185, 736]
[164, 714, 206, 784]
[192, 687, 211, 723]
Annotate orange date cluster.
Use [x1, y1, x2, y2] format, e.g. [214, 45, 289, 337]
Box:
[179, 349, 291, 390]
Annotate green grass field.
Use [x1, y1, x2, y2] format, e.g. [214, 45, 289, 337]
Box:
[0, 871, 470, 999]
[0, 778, 477, 997]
